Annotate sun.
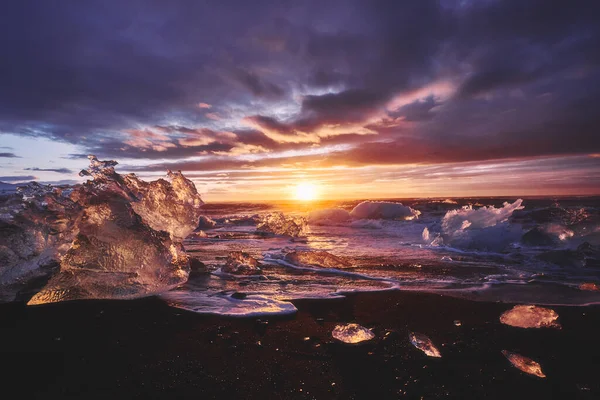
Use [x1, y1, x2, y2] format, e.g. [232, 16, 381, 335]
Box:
[294, 182, 318, 201]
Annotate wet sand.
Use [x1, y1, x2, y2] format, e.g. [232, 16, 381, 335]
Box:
[1, 291, 599, 399]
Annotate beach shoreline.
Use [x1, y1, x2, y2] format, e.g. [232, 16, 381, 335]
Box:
[1, 290, 599, 399]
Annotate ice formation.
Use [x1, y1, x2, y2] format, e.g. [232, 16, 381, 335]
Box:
[0, 155, 204, 304]
[409, 332, 442, 357]
[331, 323, 375, 343]
[349, 201, 420, 220]
[285, 250, 352, 269]
[501, 350, 546, 378]
[222, 251, 262, 275]
[424, 199, 524, 251]
[160, 291, 297, 317]
[307, 208, 351, 225]
[499, 305, 561, 329]
[256, 212, 307, 237]
[197, 215, 217, 230]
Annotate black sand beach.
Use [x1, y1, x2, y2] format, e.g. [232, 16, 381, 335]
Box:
[2, 291, 599, 399]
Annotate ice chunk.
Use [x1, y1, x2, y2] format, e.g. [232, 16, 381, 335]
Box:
[307, 208, 351, 225]
[222, 251, 262, 275]
[349, 201, 420, 220]
[197, 215, 217, 230]
[160, 291, 297, 317]
[332, 323, 374, 344]
[1, 155, 205, 304]
[428, 199, 524, 251]
[579, 282, 600, 291]
[256, 212, 307, 237]
[409, 332, 442, 357]
[502, 350, 546, 378]
[284, 250, 352, 269]
[499, 305, 561, 329]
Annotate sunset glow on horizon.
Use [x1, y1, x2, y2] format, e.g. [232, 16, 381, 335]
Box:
[0, 1, 599, 201]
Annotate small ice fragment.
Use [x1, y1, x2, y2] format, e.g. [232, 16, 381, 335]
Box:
[197, 215, 217, 230]
[441, 256, 453, 261]
[332, 323, 375, 344]
[222, 251, 261, 275]
[499, 305, 561, 329]
[579, 282, 600, 292]
[303, 337, 311, 341]
[453, 320, 462, 327]
[409, 332, 442, 357]
[285, 250, 352, 269]
[502, 350, 546, 378]
[256, 212, 307, 237]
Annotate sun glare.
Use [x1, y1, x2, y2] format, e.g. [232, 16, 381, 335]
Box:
[294, 182, 318, 201]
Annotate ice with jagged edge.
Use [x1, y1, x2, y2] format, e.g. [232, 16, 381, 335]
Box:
[0, 155, 204, 304]
[332, 323, 375, 343]
[256, 212, 307, 237]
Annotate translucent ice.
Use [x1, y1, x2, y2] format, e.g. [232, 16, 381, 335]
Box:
[256, 212, 307, 237]
[285, 250, 352, 269]
[502, 350, 546, 378]
[222, 251, 262, 275]
[350, 201, 420, 220]
[197, 215, 217, 230]
[161, 291, 297, 317]
[409, 332, 442, 357]
[307, 208, 351, 225]
[499, 305, 561, 329]
[332, 323, 374, 343]
[424, 199, 524, 251]
[1, 155, 205, 304]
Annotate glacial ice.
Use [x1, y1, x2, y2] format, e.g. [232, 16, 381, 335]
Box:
[197, 215, 217, 230]
[409, 332, 442, 357]
[256, 212, 307, 237]
[222, 251, 262, 275]
[0, 155, 204, 304]
[424, 199, 524, 251]
[499, 305, 561, 329]
[284, 250, 352, 269]
[349, 201, 421, 220]
[331, 323, 375, 343]
[307, 208, 351, 225]
[502, 350, 546, 378]
[161, 290, 297, 317]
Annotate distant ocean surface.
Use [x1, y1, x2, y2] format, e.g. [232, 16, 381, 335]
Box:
[161, 197, 600, 316]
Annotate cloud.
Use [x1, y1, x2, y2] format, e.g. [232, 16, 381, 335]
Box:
[24, 167, 73, 174]
[0, 175, 37, 182]
[0, 0, 599, 186]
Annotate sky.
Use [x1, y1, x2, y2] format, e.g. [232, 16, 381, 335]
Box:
[1, 0, 599, 201]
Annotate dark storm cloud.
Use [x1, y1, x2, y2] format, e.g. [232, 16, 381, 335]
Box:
[0, 0, 599, 165]
[24, 167, 74, 174]
[0, 153, 19, 158]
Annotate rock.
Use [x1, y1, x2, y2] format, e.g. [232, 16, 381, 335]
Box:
[197, 215, 217, 230]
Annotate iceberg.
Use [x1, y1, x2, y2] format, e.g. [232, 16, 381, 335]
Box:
[499, 305, 561, 329]
[501, 350, 546, 378]
[332, 323, 375, 343]
[349, 201, 420, 220]
[409, 332, 442, 357]
[307, 208, 351, 225]
[0, 155, 204, 304]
